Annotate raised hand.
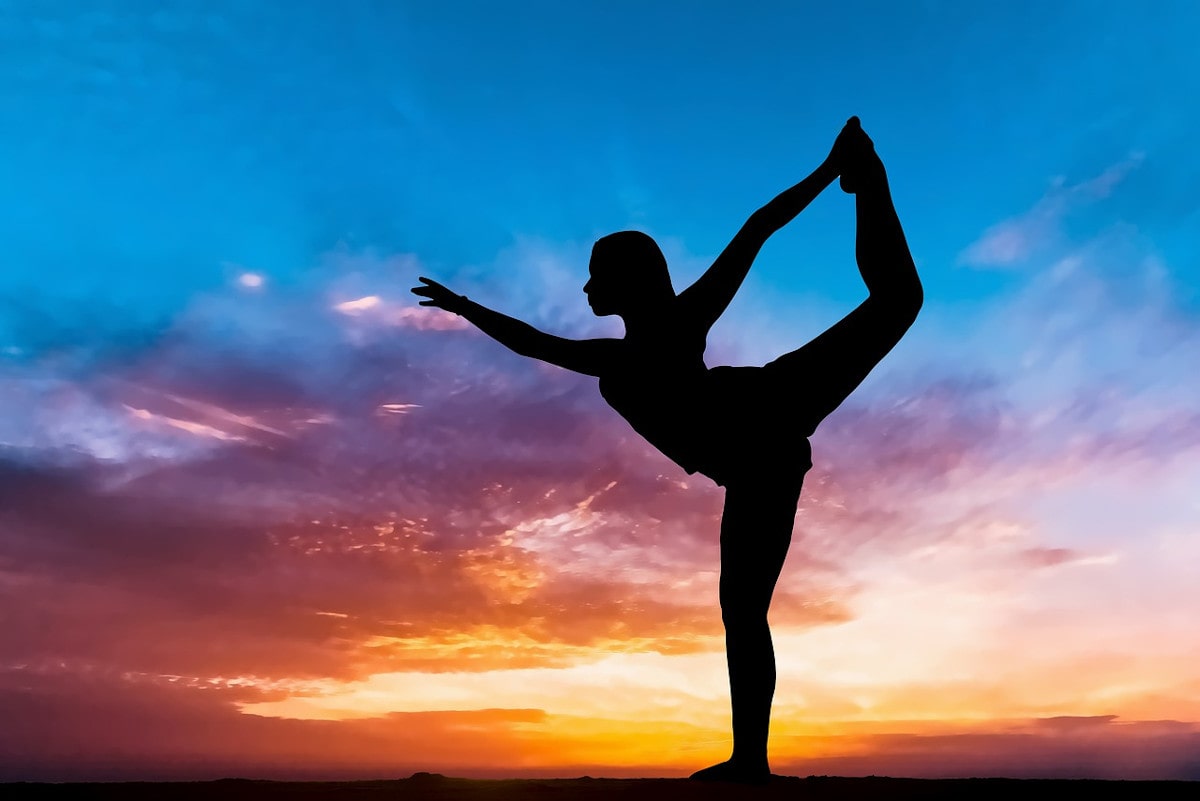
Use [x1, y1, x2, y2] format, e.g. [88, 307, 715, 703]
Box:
[829, 116, 881, 195]
[411, 276, 469, 315]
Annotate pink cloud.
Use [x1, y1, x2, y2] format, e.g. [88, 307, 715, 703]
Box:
[4, 222, 1200, 779]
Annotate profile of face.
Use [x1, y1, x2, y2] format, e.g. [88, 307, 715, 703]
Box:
[584, 250, 622, 317]
[584, 231, 672, 318]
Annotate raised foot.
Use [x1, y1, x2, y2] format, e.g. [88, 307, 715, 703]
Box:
[689, 759, 772, 785]
[832, 116, 884, 195]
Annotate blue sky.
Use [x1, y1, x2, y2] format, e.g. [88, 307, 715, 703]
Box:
[3, 0, 1196, 336]
[3, 1, 1200, 781]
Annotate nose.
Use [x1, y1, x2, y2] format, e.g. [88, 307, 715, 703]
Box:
[583, 279, 592, 294]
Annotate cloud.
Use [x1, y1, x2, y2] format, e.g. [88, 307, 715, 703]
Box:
[0, 666, 558, 782]
[4, 200, 1200, 778]
[772, 718, 1200, 781]
[958, 154, 1144, 268]
[3, 662, 1198, 782]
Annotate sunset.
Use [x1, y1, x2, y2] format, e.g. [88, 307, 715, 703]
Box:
[2, 1, 1199, 788]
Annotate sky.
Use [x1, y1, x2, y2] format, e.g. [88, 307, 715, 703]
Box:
[2, 0, 1200, 783]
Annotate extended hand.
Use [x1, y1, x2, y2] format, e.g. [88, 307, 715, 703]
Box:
[411, 276, 469, 314]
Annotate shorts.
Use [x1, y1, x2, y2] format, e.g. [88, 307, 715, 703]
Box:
[686, 365, 815, 489]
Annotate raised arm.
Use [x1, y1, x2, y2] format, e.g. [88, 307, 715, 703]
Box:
[411, 277, 620, 377]
[677, 157, 838, 331]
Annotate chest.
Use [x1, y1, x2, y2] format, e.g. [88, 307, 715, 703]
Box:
[599, 334, 705, 403]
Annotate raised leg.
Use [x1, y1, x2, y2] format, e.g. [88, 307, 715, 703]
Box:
[690, 478, 802, 784]
[766, 126, 923, 433]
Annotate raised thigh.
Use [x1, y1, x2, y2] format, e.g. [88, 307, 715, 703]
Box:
[764, 295, 915, 431]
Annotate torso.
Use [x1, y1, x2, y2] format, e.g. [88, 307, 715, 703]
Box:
[595, 304, 814, 488]
[597, 307, 711, 475]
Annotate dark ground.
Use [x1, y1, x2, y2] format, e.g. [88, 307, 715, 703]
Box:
[5, 774, 1199, 800]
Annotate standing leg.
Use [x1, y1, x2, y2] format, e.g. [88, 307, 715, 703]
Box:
[690, 477, 803, 784]
[765, 120, 923, 433]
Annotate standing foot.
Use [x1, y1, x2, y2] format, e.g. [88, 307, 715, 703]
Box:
[689, 759, 772, 785]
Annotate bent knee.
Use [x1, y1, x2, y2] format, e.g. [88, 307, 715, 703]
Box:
[900, 282, 924, 320]
[863, 288, 922, 335]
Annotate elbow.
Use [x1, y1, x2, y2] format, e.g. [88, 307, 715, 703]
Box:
[746, 208, 781, 238]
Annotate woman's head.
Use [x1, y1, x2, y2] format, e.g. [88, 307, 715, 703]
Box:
[584, 231, 674, 317]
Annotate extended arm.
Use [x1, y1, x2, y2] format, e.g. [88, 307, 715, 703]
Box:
[411, 277, 619, 377]
[678, 158, 838, 331]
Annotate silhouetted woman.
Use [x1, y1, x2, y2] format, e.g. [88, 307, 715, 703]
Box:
[413, 117, 922, 783]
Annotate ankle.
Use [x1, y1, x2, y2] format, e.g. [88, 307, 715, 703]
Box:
[730, 751, 769, 772]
